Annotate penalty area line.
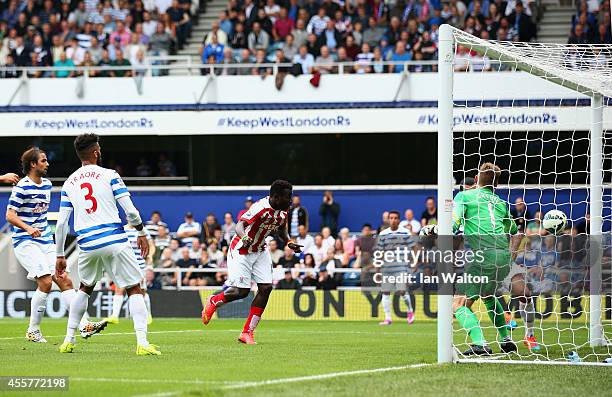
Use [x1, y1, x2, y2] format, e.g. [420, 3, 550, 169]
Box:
[221, 363, 433, 390]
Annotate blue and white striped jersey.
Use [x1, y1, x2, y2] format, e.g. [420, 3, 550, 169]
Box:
[7, 176, 54, 248]
[124, 225, 151, 270]
[375, 226, 414, 272]
[61, 165, 131, 252]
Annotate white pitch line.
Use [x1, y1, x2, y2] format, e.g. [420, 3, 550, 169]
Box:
[131, 392, 182, 397]
[0, 328, 420, 341]
[71, 377, 241, 385]
[221, 363, 433, 390]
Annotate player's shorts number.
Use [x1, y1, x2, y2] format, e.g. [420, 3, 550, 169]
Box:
[80, 182, 97, 214]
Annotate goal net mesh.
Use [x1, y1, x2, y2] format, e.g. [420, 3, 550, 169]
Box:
[449, 28, 612, 363]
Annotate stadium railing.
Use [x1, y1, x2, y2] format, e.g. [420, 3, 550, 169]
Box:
[0, 58, 514, 78]
[150, 267, 363, 291]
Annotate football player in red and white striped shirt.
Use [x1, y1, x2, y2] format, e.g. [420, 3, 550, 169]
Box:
[201, 180, 302, 344]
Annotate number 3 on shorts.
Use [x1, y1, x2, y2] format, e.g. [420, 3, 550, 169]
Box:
[81, 182, 97, 214]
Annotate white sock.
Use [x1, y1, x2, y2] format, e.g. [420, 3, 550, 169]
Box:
[29, 289, 48, 331]
[129, 294, 148, 347]
[111, 294, 124, 318]
[65, 290, 89, 344]
[403, 293, 414, 313]
[520, 299, 535, 338]
[382, 294, 392, 321]
[143, 293, 151, 316]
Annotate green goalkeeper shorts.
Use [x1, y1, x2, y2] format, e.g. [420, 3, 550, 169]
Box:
[456, 250, 511, 300]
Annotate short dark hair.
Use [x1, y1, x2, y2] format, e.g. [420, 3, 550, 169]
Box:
[74, 133, 99, 159]
[270, 179, 292, 196]
[362, 223, 372, 229]
[389, 210, 401, 217]
[21, 146, 44, 175]
[426, 196, 435, 202]
[152, 211, 161, 216]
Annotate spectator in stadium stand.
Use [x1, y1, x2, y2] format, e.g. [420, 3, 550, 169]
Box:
[268, 239, 283, 266]
[145, 268, 162, 290]
[212, 228, 229, 253]
[279, 246, 300, 268]
[568, 24, 590, 44]
[11, 36, 29, 66]
[109, 20, 130, 47]
[189, 239, 202, 260]
[207, 239, 225, 267]
[316, 265, 337, 290]
[296, 224, 314, 253]
[282, 33, 299, 60]
[0, 54, 19, 78]
[252, 48, 271, 75]
[321, 226, 335, 252]
[288, 194, 308, 238]
[176, 246, 198, 286]
[319, 190, 340, 236]
[308, 234, 327, 266]
[109, 49, 131, 77]
[237, 196, 253, 220]
[235, 49, 253, 75]
[222, 212, 236, 244]
[201, 33, 224, 67]
[88, 37, 103, 64]
[273, 48, 291, 73]
[507, 1, 536, 42]
[371, 47, 385, 73]
[291, 18, 308, 47]
[526, 210, 545, 236]
[272, 7, 294, 41]
[26, 52, 43, 78]
[218, 11, 232, 36]
[400, 209, 421, 235]
[388, 41, 411, 73]
[176, 212, 202, 247]
[421, 196, 438, 226]
[354, 223, 375, 267]
[344, 34, 360, 60]
[52, 51, 75, 78]
[305, 33, 320, 57]
[317, 20, 341, 52]
[334, 46, 352, 72]
[511, 197, 531, 233]
[126, 33, 147, 65]
[592, 23, 612, 44]
[97, 49, 112, 77]
[378, 211, 389, 233]
[248, 21, 270, 53]
[307, 7, 329, 35]
[145, 211, 169, 239]
[315, 45, 334, 73]
[339, 227, 355, 262]
[201, 213, 220, 242]
[154, 226, 171, 261]
[275, 270, 301, 289]
[229, 22, 248, 49]
[217, 47, 236, 75]
[79, 51, 97, 76]
[166, 0, 191, 50]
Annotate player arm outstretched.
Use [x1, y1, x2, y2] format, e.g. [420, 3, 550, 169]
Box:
[116, 195, 149, 258]
[0, 173, 19, 185]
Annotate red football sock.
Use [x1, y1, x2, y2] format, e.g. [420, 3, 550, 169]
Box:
[243, 306, 264, 333]
[210, 292, 227, 307]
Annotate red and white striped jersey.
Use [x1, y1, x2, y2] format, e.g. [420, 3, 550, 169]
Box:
[230, 196, 287, 254]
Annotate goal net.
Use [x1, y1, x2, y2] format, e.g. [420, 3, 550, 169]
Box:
[436, 24, 612, 365]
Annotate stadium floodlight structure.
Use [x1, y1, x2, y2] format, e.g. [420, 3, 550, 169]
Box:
[437, 24, 611, 365]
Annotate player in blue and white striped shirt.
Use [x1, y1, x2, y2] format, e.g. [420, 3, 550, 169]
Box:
[55, 133, 159, 356]
[6, 147, 106, 343]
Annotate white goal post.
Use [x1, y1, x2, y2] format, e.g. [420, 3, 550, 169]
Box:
[437, 24, 611, 365]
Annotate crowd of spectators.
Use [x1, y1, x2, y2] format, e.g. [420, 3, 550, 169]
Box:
[140, 190, 599, 295]
[196, 0, 549, 75]
[568, 0, 611, 44]
[0, 0, 202, 77]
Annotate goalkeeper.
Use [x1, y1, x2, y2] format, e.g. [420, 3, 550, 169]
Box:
[452, 163, 521, 355]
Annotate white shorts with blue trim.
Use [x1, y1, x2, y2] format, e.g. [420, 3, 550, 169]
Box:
[13, 240, 61, 281]
[78, 241, 142, 289]
[226, 248, 273, 288]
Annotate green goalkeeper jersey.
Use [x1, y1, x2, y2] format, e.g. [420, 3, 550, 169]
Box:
[452, 187, 518, 251]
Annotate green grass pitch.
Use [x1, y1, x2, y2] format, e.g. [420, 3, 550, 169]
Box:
[0, 318, 610, 397]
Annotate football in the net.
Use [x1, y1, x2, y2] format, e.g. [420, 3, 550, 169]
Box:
[542, 210, 567, 235]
